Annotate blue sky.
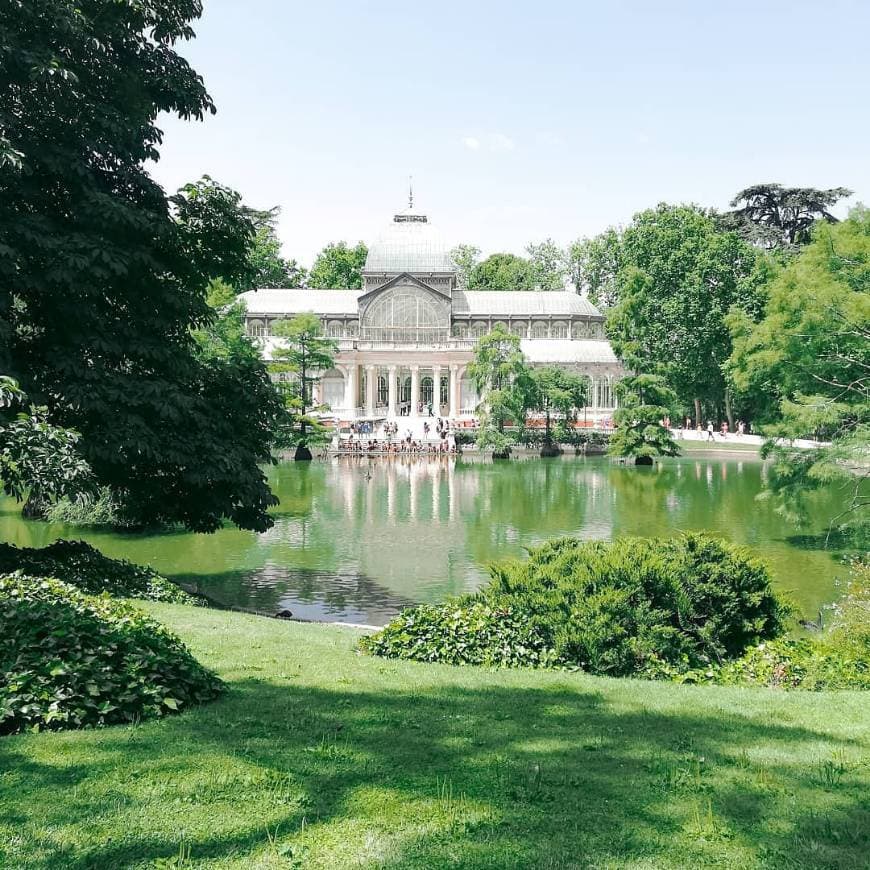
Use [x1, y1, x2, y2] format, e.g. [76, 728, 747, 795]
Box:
[151, 0, 870, 264]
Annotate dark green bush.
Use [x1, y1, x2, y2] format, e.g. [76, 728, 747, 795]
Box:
[0, 539, 199, 604]
[0, 573, 224, 734]
[363, 534, 789, 677]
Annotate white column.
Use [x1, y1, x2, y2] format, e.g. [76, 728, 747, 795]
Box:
[431, 364, 442, 415]
[388, 365, 397, 417]
[365, 365, 376, 416]
[342, 365, 356, 414]
[410, 365, 420, 416]
[448, 364, 459, 418]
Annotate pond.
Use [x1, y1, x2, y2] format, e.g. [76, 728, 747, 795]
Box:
[0, 454, 850, 626]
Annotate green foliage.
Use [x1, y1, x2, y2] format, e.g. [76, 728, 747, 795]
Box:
[606, 205, 768, 415]
[467, 325, 533, 453]
[608, 374, 680, 460]
[269, 313, 338, 448]
[0, 5, 281, 532]
[467, 252, 537, 290]
[449, 243, 481, 287]
[0, 540, 199, 605]
[42, 488, 126, 528]
[527, 366, 588, 446]
[568, 228, 623, 308]
[364, 534, 788, 677]
[0, 574, 223, 734]
[708, 562, 870, 690]
[722, 183, 852, 250]
[729, 209, 870, 534]
[244, 209, 307, 289]
[360, 602, 556, 667]
[308, 241, 368, 289]
[525, 239, 568, 289]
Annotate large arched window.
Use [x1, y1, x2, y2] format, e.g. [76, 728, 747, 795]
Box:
[551, 321, 568, 339]
[452, 322, 468, 339]
[326, 320, 343, 338]
[247, 319, 267, 337]
[529, 321, 549, 339]
[510, 320, 528, 337]
[470, 321, 488, 338]
[361, 288, 449, 343]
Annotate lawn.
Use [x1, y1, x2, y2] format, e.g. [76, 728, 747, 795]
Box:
[1, 603, 868, 869]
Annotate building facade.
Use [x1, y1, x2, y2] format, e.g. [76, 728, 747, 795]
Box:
[240, 206, 624, 421]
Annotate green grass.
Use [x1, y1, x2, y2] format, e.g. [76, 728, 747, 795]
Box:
[2, 603, 868, 869]
[675, 439, 762, 453]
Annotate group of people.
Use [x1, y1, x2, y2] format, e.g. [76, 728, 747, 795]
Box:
[664, 416, 750, 440]
[338, 436, 457, 456]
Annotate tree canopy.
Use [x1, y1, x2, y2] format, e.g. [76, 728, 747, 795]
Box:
[1, 1, 281, 531]
[308, 242, 368, 289]
[722, 183, 852, 251]
[728, 208, 869, 535]
[568, 228, 623, 309]
[608, 374, 680, 463]
[450, 244, 481, 288]
[244, 208, 307, 290]
[528, 366, 587, 448]
[468, 253, 536, 291]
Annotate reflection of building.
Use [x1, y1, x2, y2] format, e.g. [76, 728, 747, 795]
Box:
[240, 201, 624, 420]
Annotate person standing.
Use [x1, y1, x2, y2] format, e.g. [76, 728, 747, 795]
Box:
[706, 421, 715, 442]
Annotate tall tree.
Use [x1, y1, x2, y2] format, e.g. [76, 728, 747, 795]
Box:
[606, 205, 768, 424]
[568, 228, 623, 308]
[608, 374, 679, 466]
[525, 239, 568, 290]
[468, 253, 536, 291]
[0, 2, 280, 532]
[308, 241, 368, 289]
[467, 325, 532, 458]
[244, 209, 307, 289]
[449, 244, 481, 287]
[722, 183, 852, 250]
[729, 209, 869, 537]
[269, 314, 338, 461]
[527, 366, 587, 455]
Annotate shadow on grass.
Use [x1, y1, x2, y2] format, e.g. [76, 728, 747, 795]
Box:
[2, 677, 868, 869]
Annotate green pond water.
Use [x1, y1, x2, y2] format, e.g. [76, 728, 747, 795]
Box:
[0, 454, 850, 625]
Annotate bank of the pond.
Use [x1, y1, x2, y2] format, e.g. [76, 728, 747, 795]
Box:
[1, 601, 867, 870]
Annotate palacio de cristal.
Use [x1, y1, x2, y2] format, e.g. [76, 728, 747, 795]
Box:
[240, 203, 624, 426]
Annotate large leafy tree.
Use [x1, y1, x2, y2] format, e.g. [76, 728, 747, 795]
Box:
[722, 183, 852, 251]
[606, 205, 768, 424]
[608, 374, 679, 465]
[568, 228, 623, 309]
[308, 241, 368, 289]
[468, 253, 536, 291]
[527, 366, 587, 454]
[243, 207, 307, 290]
[269, 314, 338, 461]
[449, 244, 481, 288]
[1, 1, 281, 531]
[525, 239, 568, 290]
[467, 325, 533, 457]
[729, 209, 869, 537]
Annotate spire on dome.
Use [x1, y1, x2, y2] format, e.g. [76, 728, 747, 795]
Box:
[408, 175, 414, 210]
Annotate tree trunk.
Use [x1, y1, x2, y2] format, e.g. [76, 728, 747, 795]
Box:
[294, 444, 313, 462]
[635, 455, 654, 466]
[724, 389, 734, 430]
[693, 397, 701, 427]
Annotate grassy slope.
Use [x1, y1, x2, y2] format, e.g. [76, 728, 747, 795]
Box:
[1, 604, 868, 870]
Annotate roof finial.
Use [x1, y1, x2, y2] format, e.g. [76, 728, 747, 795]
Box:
[408, 175, 414, 210]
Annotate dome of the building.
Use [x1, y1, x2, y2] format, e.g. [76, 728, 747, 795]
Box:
[364, 211, 455, 273]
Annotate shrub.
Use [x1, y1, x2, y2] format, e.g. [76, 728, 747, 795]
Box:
[41, 487, 127, 528]
[363, 534, 789, 677]
[0, 539, 200, 605]
[0, 574, 224, 734]
[709, 561, 870, 690]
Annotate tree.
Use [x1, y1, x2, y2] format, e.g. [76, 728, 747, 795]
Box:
[0, 376, 93, 514]
[525, 239, 568, 290]
[308, 241, 368, 289]
[729, 209, 869, 537]
[0, 3, 281, 532]
[722, 183, 852, 251]
[240, 207, 307, 290]
[528, 366, 588, 456]
[606, 205, 768, 425]
[468, 253, 536, 290]
[449, 244, 481, 287]
[568, 228, 623, 308]
[608, 374, 679, 466]
[467, 325, 533, 458]
[269, 314, 338, 461]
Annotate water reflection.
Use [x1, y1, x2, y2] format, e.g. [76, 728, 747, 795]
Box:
[0, 455, 851, 625]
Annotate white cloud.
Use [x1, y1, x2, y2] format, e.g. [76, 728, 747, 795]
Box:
[461, 136, 481, 150]
[488, 132, 515, 152]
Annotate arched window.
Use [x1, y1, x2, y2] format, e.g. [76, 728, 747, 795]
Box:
[510, 320, 528, 337]
[361, 288, 449, 343]
[492, 320, 508, 332]
[470, 321, 488, 338]
[377, 375, 388, 406]
[421, 376, 434, 405]
[326, 320, 343, 338]
[550, 321, 568, 339]
[529, 321, 548, 339]
[345, 321, 359, 337]
[321, 369, 345, 408]
[452, 322, 468, 339]
[247, 319, 266, 337]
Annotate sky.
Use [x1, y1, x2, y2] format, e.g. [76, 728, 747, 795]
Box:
[150, 0, 870, 265]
